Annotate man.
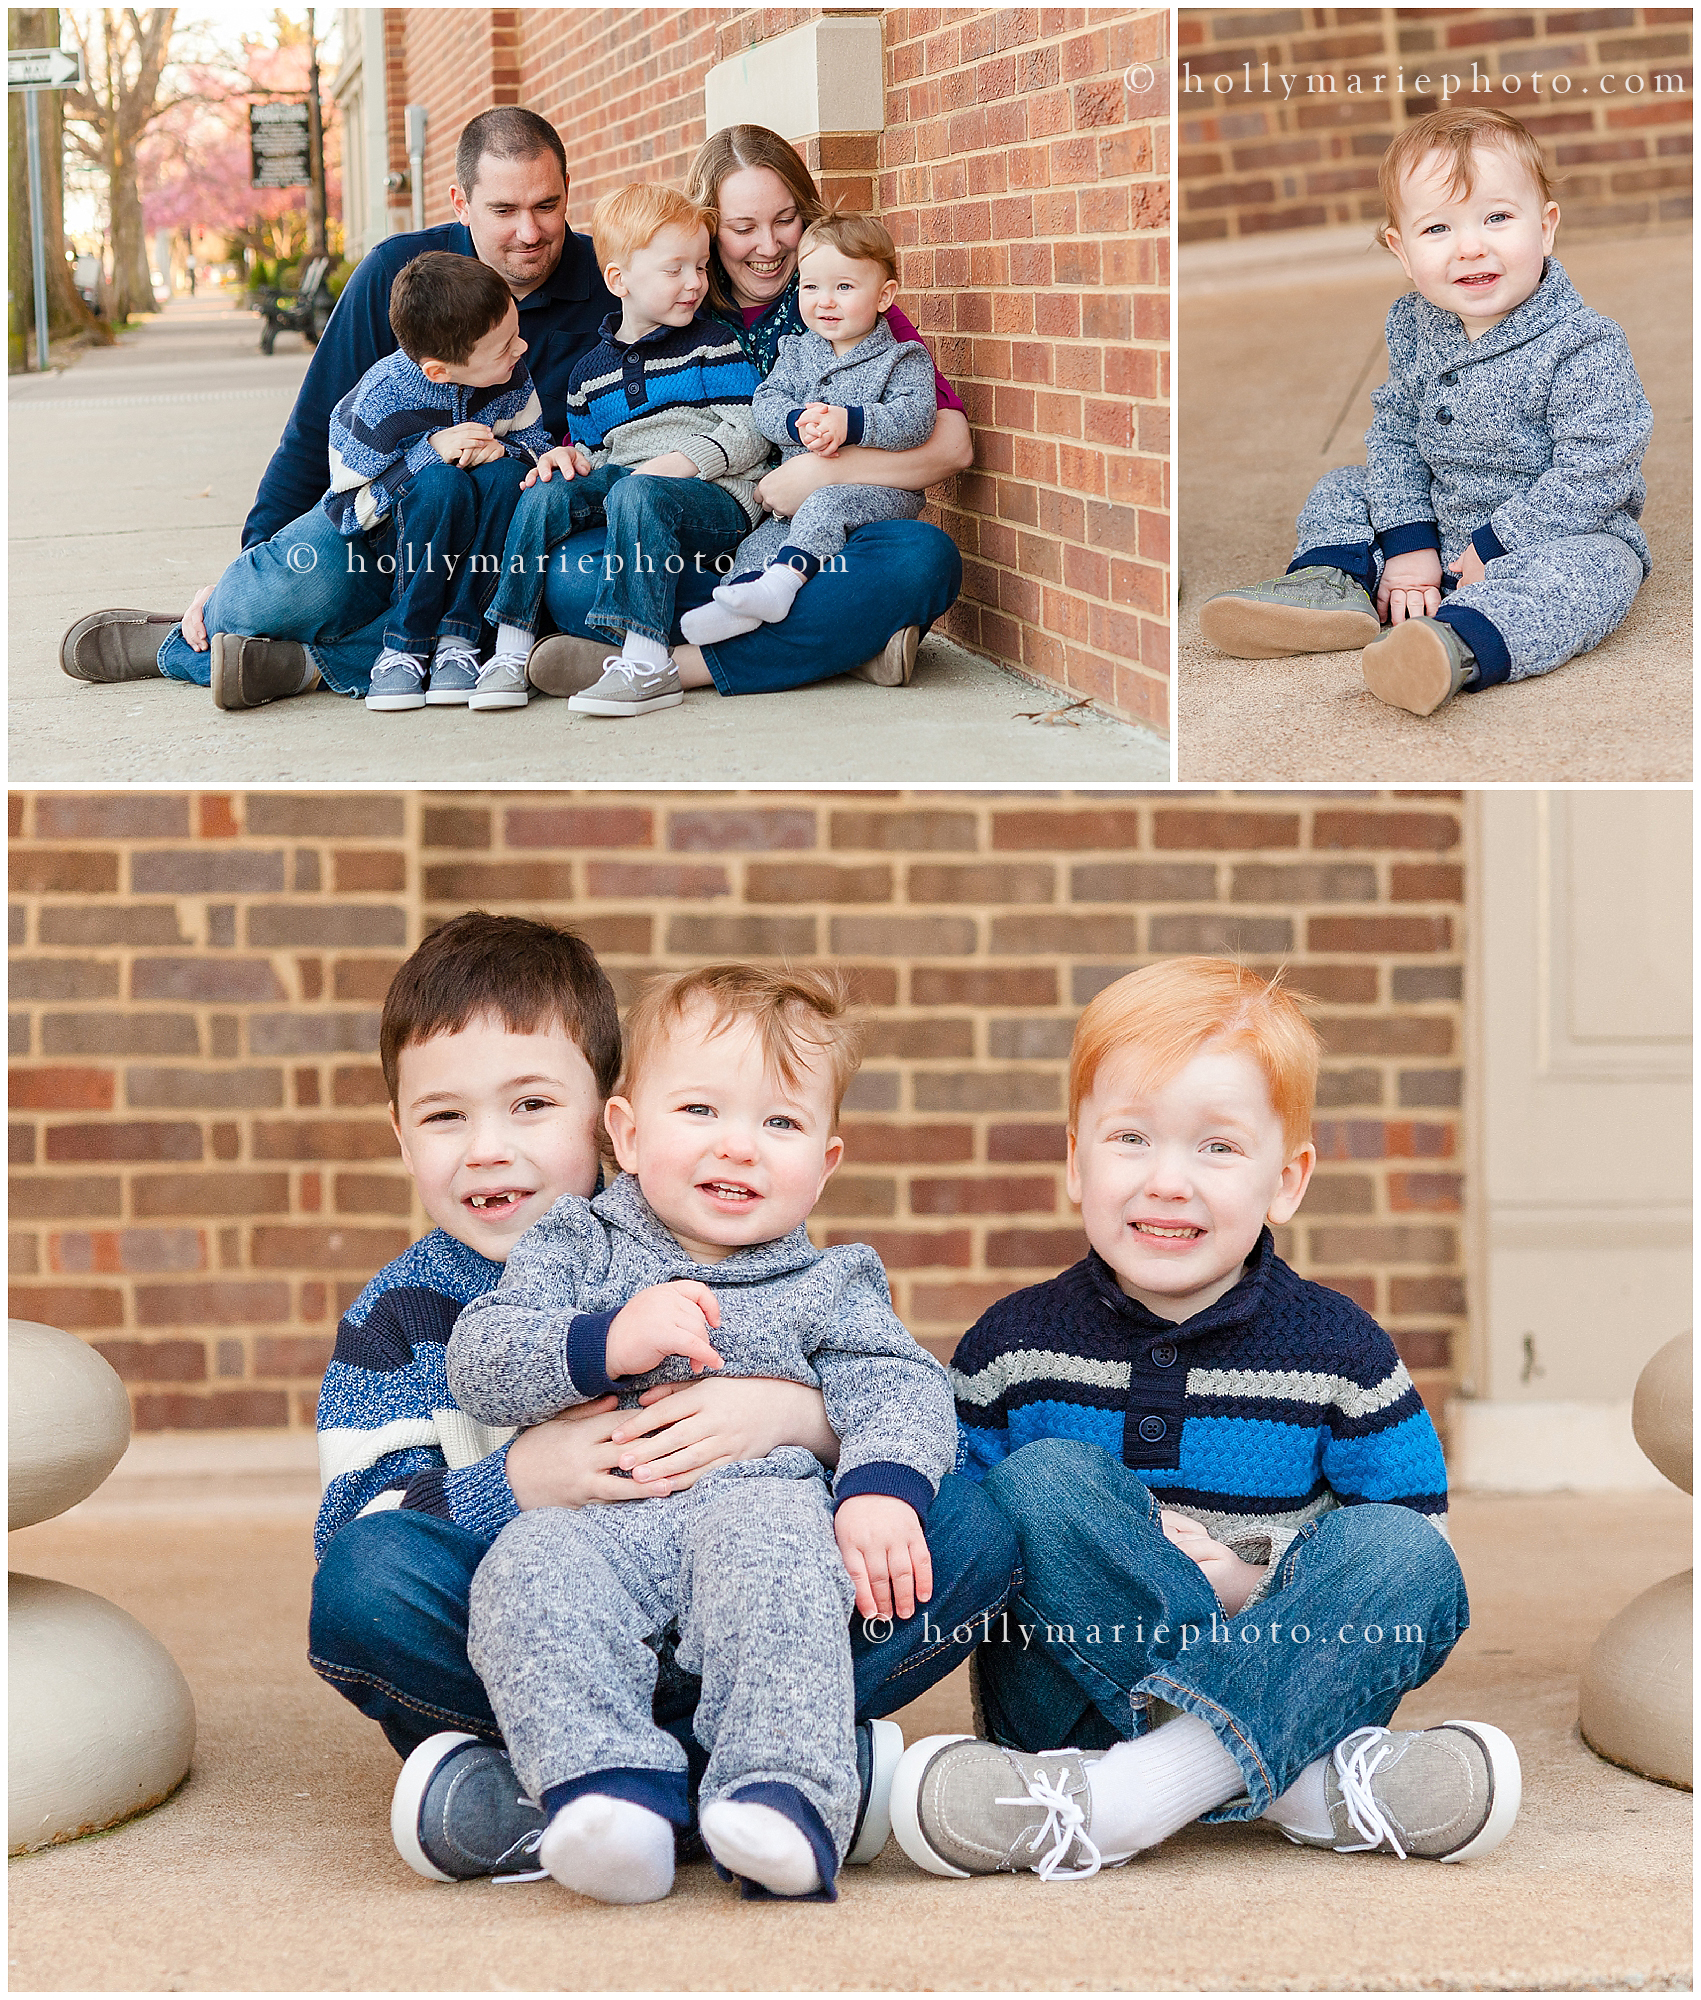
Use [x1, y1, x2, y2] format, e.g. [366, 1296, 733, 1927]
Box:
[61, 107, 617, 709]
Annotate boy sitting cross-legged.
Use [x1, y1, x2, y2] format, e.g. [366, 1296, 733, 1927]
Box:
[309, 917, 1017, 1886]
[474, 183, 771, 718]
[447, 966, 960, 1904]
[890, 958, 1522, 1881]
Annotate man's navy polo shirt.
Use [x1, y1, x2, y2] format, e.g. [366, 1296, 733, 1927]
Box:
[243, 220, 616, 548]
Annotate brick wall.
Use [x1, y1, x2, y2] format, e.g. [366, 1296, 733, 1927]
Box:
[373, 5, 1166, 733]
[11, 790, 1466, 1444]
[1179, 5, 1692, 244]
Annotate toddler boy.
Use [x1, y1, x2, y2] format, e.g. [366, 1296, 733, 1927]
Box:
[311, 919, 1016, 1887]
[680, 211, 937, 645]
[475, 184, 769, 717]
[447, 965, 958, 1904]
[1199, 107, 1652, 716]
[890, 958, 1521, 1881]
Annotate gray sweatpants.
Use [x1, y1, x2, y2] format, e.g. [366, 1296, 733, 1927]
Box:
[735, 482, 924, 573]
[1294, 463, 1643, 683]
[467, 1456, 860, 1862]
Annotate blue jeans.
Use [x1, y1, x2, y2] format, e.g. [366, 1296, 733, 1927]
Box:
[541, 518, 963, 694]
[156, 458, 529, 697]
[976, 1440, 1468, 1818]
[308, 1472, 1020, 1779]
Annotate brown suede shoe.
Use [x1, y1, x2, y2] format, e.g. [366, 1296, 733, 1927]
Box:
[853, 624, 920, 686]
[1359, 617, 1476, 717]
[525, 633, 608, 698]
[209, 633, 317, 711]
[59, 609, 178, 683]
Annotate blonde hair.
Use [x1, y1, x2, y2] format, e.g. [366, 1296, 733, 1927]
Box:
[683, 125, 826, 310]
[619, 964, 864, 1125]
[1068, 958, 1321, 1159]
[1378, 107, 1557, 246]
[591, 183, 715, 276]
[799, 208, 899, 287]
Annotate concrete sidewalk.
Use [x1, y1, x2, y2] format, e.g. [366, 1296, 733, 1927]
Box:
[9, 297, 1167, 785]
[1176, 233, 1691, 783]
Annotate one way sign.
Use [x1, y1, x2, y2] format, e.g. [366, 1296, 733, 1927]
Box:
[8, 47, 85, 91]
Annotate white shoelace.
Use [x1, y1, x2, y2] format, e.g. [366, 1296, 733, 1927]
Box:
[1331, 1727, 1405, 1858]
[373, 649, 426, 683]
[600, 656, 672, 692]
[475, 653, 527, 685]
[489, 1814, 548, 1884]
[997, 1764, 1105, 1881]
[433, 645, 480, 675]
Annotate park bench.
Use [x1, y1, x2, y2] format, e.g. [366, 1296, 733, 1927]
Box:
[252, 255, 332, 355]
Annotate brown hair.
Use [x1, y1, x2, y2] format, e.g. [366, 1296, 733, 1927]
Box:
[380, 912, 622, 1106]
[619, 964, 863, 1125]
[682, 125, 826, 310]
[387, 251, 514, 367]
[1378, 107, 1557, 247]
[454, 107, 567, 201]
[592, 183, 717, 277]
[1069, 958, 1322, 1159]
[798, 208, 899, 287]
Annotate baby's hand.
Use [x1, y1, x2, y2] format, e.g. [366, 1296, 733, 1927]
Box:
[524, 444, 593, 489]
[1449, 542, 1489, 589]
[431, 421, 497, 465]
[834, 1493, 932, 1620]
[797, 402, 848, 457]
[1160, 1508, 1267, 1616]
[1376, 547, 1444, 625]
[605, 1280, 724, 1380]
[456, 437, 509, 469]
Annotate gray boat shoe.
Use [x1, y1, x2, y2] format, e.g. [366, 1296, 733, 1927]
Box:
[1283, 1721, 1522, 1862]
[467, 654, 531, 711]
[890, 1734, 1133, 1881]
[210, 632, 318, 710]
[1198, 565, 1382, 659]
[567, 656, 684, 717]
[853, 624, 921, 686]
[391, 1732, 549, 1882]
[59, 608, 178, 682]
[1359, 616, 1478, 717]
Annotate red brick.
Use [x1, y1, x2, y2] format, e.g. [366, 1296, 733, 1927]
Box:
[1312, 810, 1460, 851]
[586, 862, 731, 900]
[1388, 1172, 1464, 1213]
[908, 1280, 1025, 1326]
[839, 1123, 975, 1165]
[10, 850, 119, 893]
[133, 1172, 291, 1217]
[131, 1388, 290, 1430]
[253, 1335, 336, 1377]
[9, 1284, 124, 1328]
[250, 1225, 410, 1270]
[45, 1122, 202, 1163]
[985, 1226, 1088, 1269]
[745, 864, 892, 905]
[825, 1229, 972, 1269]
[910, 967, 1058, 1007]
[1153, 811, 1300, 850]
[8, 1067, 115, 1110]
[422, 806, 491, 849]
[334, 849, 409, 893]
[911, 1176, 1058, 1216]
[668, 810, 817, 852]
[990, 810, 1143, 850]
[1307, 915, 1453, 954]
[94, 1339, 207, 1383]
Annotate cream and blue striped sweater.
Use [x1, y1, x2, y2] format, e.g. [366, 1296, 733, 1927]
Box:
[951, 1229, 1447, 1579]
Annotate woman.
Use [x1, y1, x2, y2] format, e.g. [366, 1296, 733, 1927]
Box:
[531, 125, 974, 700]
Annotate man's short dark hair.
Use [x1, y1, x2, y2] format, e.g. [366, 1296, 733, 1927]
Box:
[380, 912, 622, 1105]
[456, 107, 568, 199]
[388, 251, 513, 365]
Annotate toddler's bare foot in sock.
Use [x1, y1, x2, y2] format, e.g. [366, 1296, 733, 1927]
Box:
[712, 564, 807, 625]
[699, 1798, 823, 1897]
[537, 1794, 675, 1903]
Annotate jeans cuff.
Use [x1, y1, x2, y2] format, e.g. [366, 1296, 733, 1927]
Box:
[1131, 1671, 1270, 1818]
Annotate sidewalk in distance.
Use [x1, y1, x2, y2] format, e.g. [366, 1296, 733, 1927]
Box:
[1176, 233, 1691, 783]
[8, 299, 1166, 785]
[7, 1489, 1690, 1992]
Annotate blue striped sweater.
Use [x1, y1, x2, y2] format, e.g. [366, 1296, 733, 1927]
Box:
[951, 1229, 1447, 1590]
[322, 348, 556, 536]
[313, 1229, 518, 1561]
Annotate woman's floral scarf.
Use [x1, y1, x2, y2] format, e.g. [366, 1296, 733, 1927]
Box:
[708, 264, 804, 378]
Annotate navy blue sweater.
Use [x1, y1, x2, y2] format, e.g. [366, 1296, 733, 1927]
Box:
[245, 221, 616, 548]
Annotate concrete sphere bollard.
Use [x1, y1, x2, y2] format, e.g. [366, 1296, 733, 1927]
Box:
[8, 1319, 197, 1852]
[1579, 1333, 1692, 1790]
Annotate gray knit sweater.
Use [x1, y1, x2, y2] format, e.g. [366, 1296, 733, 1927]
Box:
[446, 1172, 956, 1520]
[750, 317, 937, 463]
[1367, 257, 1652, 574]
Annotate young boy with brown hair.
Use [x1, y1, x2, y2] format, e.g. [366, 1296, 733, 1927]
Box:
[891, 957, 1521, 1881]
[446, 965, 959, 1905]
[1199, 107, 1651, 717]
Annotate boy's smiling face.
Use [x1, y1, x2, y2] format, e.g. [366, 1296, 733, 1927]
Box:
[603, 1000, 843, 1264]
[1067, 1041, 1316, 1323]
[390, 1012, 604, 1261]
[1385, 142, 1559, 336]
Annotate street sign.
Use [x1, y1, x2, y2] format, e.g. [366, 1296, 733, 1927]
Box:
[250, 100, 310, 188]
[8, 47, 84, 91]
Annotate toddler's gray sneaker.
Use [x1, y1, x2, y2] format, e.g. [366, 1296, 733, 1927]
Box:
[467, 654, 530, 711]
[1359, 617, 1478, 717]
[426, 645, 480, 705]
[567, 656, 684, 717]
[1199, 565, 1381, 658]
[364, 648, 428, 712]
[390, 1731, 548, 1882]
[846, 1717, 904, 1864]
[1283, 1721, 1521, 1862]
[889, 1734, 1134, 1881]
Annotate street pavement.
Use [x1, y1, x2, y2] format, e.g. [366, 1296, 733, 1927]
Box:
[9, 296, 1168, 785]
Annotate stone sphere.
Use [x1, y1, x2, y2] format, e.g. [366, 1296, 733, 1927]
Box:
[9, 1572, 196, 1853]
[8, 1320, 131, 1530]
[1631, 1332, 1692, 1495]
[1579, 1569, 1692, 1791]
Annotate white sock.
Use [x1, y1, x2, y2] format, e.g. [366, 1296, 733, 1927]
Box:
[537, 1794, 675, 1904]
[1260, 1755, 1334, 1840]
[495, 622, 531, 659]
[699, 1799, 823, 1898]
[679, 599, 763, 646]
[712, 563, 807, 624]
[619, 630, 671, 672]
[1084, 1714, 1246, 1856]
